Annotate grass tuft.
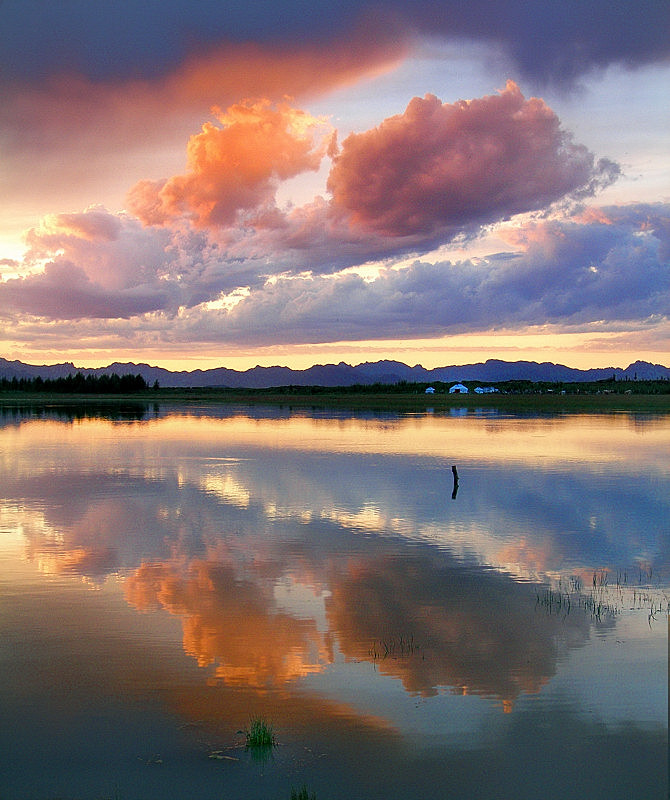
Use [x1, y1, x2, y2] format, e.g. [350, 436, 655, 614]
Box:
[245, 716, 276, 749]
[290, 787, 317, 800]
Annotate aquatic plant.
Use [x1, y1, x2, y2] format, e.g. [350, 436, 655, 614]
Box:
[245, 716, 276, 748]
[369, 634, 422, 661]
[290, 787, 317, 800]
[534, 566, 669, 625]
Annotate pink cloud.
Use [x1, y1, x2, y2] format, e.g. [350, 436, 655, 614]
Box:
[327, 81, 618, 238]
[0, 260, 173, 320]
[1, 85, 629, 331]
[0, 33, 406, 250]
[128, 83, 617, 273]
[26, 208, 123, 243]
[23, 206, 171, 292]
[0, 206, 185, 319]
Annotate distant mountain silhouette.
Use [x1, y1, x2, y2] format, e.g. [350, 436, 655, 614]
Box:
[1, 357, 668, 388]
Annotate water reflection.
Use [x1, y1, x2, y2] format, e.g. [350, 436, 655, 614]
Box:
[0, 401, 155, 423]
[326, 552, 599, 706]
[0, 406, 667, 799]
[119, 542, 602, 709]
[5, 412, 667, 586]
[126, 559, 328, 687]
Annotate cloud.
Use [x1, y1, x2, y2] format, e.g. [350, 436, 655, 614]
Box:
[0, 258, 20, 278]
[2, 1, 667, 87]
[1, 204, 290, 320]
[164, 201, 670, 346]
[407, 0, 670, 85]
[2, 72, 660, 346]
[0, 2, 405, 85]
[325, 552, 592, 700]
[0, 31, 405, 247]
[1, 207, 180, 318]
[127, 84, 617, 272]
[22, 208, 153, 290]
[0, 2, 660, 239]
[125, 559, 327, 687]
[327, 81, 618, 239]
[0, 35, 403, 170]
[4, 192, 666, 337]
[0, 260, 177, 320]
[128, 101, 333, 228]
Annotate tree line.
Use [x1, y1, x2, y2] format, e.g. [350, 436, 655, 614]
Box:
[232, 377, 670, 396]
[0, 372, 157, 394]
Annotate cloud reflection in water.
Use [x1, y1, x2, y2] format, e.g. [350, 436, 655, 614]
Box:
[3, 407, 662, 716]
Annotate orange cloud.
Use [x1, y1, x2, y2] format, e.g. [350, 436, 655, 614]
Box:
[2, 36, 405, 161]
[122, 82, 617, 273]
[125, 559, 329, 688]
[0, 31, 407, 252]
[573, 207, 615, 225]
[128, 101, 333, 228]
[162, 35, 408, 109]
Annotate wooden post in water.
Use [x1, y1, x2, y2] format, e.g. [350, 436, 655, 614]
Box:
[451, 465, 459, 500]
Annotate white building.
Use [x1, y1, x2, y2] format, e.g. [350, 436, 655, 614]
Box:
[425, 386, 435, 394]
[449, 383, 469, 394]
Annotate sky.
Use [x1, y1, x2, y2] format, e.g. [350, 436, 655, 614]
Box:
[1, 0, 669, 371]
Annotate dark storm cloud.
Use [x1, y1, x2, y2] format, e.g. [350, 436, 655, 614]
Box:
[2, 0, 668, 86]
[410, 0, 670, 85]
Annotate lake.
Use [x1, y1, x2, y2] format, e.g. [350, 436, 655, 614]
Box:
[0, 403, 667, 799]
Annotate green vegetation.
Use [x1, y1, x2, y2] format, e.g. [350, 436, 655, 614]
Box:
[369, 634, 422, 662]
[1, 376, 669, 414]
[142, 382, 670, 414]
[290, 787, 317, 800]
[0, 371, 155, 394]
[535, 568, 669, 623]
[245, 716, 276, 749]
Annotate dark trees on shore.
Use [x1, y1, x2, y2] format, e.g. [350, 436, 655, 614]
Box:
[0, 372, 155, 394]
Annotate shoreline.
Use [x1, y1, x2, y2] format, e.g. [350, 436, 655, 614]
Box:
[1, 388, 669, 415]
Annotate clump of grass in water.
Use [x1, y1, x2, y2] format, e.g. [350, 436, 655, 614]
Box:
[290, 787, 317, 800]
[245, 716, 276, 749]
[369, 634, 423, 661]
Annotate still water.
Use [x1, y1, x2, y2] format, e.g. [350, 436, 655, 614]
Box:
[0, 404, 667, 799]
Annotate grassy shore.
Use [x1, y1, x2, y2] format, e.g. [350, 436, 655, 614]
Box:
[1, 386, 669, 414]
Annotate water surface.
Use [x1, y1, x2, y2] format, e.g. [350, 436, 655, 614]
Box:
[0, 405, 667, 799]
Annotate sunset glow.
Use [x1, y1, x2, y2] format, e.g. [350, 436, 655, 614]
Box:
[1, 1, 668, 371]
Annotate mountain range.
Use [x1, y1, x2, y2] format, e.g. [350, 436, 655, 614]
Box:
[1, 357, 669, 388]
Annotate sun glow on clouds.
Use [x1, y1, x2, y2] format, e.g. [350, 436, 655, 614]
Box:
[1, 44, 668, 370]
[128, 101, 333, 229]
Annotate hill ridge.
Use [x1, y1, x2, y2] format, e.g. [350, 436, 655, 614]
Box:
[1, 357, 668, 388]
